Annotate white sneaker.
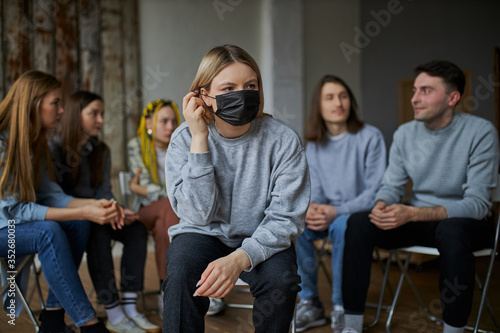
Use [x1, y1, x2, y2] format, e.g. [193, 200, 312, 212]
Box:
[331, 309, 345, 332]
[128, 313, 161, 333]
[342, 329, 359, 333]
[206, 297, 225, 316]
[105, 317, 146, 333]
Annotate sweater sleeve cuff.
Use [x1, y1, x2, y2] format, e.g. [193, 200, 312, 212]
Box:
[239, 242, 266, 272]
[335, 205, 348, 216]
[187, 152, 213, 178]
[444, 202, 484, 220]
[188, 151, 212, 166]
[35, 206, 49, 221]
[61, 195, 73, 209]
[375, 193, 397, 206]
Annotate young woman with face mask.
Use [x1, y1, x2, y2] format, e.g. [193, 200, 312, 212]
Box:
[0, 71, 121, 333]
[50, 91, 159, 333]
[163, 45, 311, 333]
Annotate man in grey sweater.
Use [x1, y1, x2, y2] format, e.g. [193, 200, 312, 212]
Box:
[341, 60, 499, 333]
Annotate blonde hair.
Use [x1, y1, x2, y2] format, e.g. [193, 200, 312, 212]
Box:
[137, 99, 181, 185]
[190, 45, 265, 123]
[0, 70, 61, 202]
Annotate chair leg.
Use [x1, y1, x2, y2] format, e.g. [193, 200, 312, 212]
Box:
[1, 256, 41, 332]
[386, 251, 443, 333]
[365, 249, 394, 328]
[472, 252, 499, 333]
[28, 259, 45, 313]
[385, 251, 409, 333]
[138, 290, 160, 313]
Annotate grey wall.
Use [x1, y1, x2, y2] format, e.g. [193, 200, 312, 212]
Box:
[139, 0, 362, 136]
[140, 0, 262, 119]
[304, 0, 361, 119]
[360, 0, 500, 147]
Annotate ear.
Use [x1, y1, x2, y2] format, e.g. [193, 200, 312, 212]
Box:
[448, 90, 461, 107]
[200, 88, 213, 107]
[145, 117, 153, 129]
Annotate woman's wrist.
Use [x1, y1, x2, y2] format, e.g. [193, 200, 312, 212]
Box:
[190, 134, 208, 153]
[232, 249, 251, 271]
[76, 206, 87, 220]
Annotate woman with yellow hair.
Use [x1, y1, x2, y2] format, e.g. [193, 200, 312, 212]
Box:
[127, 99, 181, 312]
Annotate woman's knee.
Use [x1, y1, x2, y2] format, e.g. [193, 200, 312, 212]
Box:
[37, 221, 67, 244]
[252, 248, 300, 297]
[166, 236, 208, 282]
[128, 221, 148, 241]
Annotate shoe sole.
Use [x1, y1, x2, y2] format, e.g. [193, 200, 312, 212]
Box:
[296, 318, 328, 332]
[206, 308, 225, 316]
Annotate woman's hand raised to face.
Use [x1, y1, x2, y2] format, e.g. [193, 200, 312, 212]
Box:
[183, 91, 209, 153]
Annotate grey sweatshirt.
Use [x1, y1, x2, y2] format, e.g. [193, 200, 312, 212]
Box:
[165, 116, 310, 271]
[376, 111, 499, 220]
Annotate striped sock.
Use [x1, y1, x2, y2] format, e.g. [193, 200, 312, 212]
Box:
[122, 292, 139, 318]
[105, 300, 125, 325]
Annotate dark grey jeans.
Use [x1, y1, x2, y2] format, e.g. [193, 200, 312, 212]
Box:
[86, 220, 148, 305]
[163, 233, 300, 333]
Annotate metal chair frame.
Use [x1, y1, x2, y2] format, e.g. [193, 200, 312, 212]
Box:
[315, 238, 394, 328]
[1, 255, 45, 332]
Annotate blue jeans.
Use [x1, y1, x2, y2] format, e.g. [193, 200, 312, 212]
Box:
[163, 233, 300, 333]
[297, 214, 349, 306]
[0, 220, 95, 327]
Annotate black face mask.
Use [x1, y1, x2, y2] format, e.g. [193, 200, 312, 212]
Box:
[201, 90, 260, 126]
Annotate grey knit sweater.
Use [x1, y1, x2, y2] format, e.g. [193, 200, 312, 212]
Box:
[165, 116, 310, 270]
[376, 112, 499, 220]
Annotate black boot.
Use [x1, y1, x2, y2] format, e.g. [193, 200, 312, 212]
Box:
[79, 318, 110, 333]
[39, 309, 75, 333]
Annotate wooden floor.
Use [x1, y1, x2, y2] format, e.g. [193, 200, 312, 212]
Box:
[2, 250, 499, 333]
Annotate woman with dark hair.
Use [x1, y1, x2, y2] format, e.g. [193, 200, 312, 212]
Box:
[0, 70, 119, 333]
[50, 91, 159, 333]
[295, 75, 387, 332]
